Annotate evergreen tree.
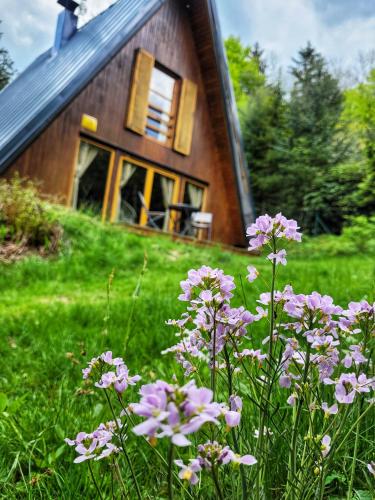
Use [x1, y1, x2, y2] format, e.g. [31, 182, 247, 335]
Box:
[286, 43, 349, 233]
[0, 22, 14, 90]
[242, 82, 289, 216]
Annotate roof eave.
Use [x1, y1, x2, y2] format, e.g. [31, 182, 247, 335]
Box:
[205, 0, 255, 236]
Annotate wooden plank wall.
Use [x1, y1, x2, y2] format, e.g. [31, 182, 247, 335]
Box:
[5, 0, 245, 246]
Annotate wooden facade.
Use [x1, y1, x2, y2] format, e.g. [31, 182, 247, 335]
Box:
[2, 0, 250, 246]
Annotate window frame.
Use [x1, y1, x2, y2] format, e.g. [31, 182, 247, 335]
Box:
[181, 178, 208, 212]
[111, 155, 180, 230]
[69, 137, 116, 222]
[144, 63, 181, 147]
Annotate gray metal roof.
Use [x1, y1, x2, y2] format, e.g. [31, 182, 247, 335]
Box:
[0, 0, 254, 228]
[0, 0, 164, 172]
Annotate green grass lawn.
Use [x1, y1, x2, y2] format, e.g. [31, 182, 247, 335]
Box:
[0, 209, 374, 498]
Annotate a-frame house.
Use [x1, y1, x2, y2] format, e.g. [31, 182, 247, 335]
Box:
[0, 0, 254, 246]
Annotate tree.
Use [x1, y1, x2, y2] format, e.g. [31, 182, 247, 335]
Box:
[286, 43, 349, 233]
[0, 21, 14, 90]
[224, 36, 265, 113]
[339, 69, 375, 215]
[241, 82, 289, 216]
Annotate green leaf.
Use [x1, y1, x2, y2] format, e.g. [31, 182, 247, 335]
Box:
[353, 490, 372, 500]
[54, 444, 66, 460]
[0, 393, 8, 412]
[325, 473, 345, 486]
[93, 403, 104, 417]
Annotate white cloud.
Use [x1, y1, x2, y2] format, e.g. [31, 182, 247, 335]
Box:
[217, 0, 375, 82]
[1, 0, 374, 79]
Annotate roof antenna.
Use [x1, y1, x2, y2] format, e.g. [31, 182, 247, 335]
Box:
[53, 0, 79, 53]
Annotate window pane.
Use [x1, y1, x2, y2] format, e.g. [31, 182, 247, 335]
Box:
[147, 117, 168, 134]
[76, 142, 111, 215]
[149, 108, 171, 122]
[149, 90, 172, 113]
[145, 127, 167, 143]
[149, 173, 175, 229]
[183, 182, 204, 209]
[118, 162, 147, 224]
[150, 67, 175, 99]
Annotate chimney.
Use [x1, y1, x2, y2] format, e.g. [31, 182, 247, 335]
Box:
[53, 0, 79, 52]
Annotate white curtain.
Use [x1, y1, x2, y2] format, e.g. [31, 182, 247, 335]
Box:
[188, 183, 203, 209]
[161, 176, 174, 231]
[117, 163, 136, 221]
[72, 142, 98, 208]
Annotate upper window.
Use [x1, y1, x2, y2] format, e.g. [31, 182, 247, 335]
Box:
[126, 49, 198, 156]
[145, 67, 176, 144]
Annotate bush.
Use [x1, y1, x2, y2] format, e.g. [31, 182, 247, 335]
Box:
[0, 175, 62, 261]
[287, 215, 375, 258]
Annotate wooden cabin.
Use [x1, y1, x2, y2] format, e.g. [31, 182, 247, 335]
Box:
[0, 0, 254, 246]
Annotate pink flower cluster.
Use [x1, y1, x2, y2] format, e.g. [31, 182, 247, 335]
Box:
[164, 266, 264, 374]
[65, 420, 121, 463]
[179, 266, 235, 303]
[174, 440, 257, 485]
[82, 351, 141, 394]
[197, 441, 256, 469]
[130, 380, 239, 447]
[246, 213, 302, 251]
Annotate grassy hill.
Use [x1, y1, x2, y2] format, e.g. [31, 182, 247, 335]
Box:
[0, 208, 374, 498]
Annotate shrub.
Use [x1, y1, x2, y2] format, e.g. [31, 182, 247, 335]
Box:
[0, 175, 62, 261]
[64, 214, 374, 499]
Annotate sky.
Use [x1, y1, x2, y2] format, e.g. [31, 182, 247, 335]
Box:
[1, 0, 374, 81]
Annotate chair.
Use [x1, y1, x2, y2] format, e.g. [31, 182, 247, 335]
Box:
[138, 192, 166, 229]
[190, 212, 213, 240]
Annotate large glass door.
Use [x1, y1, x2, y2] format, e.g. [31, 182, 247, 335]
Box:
[115, 162, 147, 224]
[112, 157, 179, 231]
[72, 140, 114, 219]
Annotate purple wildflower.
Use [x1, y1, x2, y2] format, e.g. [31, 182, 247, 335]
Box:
[174, 459, 201, 484]
[65, 420, 121, 463]
[267, 249, 287, 266]
[246, 213, 301, 251]
[246, 265, 259, 283]
[131, 380, 223, 447]
[197, 441, 256, 469]
[321, 402, 338, 417]
[321, 435, 331, 458]
[367, 461, 375, 476]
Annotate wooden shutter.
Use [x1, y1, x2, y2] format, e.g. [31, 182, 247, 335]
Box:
[126, 49, 154, 135]
[174, 79, 198, 155]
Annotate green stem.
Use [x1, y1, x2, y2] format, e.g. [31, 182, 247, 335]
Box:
[286, 343, 311, 500]
[167, 443, 174, 500]
[104, 390, 142, 500]
[211, 465, 224, 500]
[88, 462, 104, 500]
[223, 346, 248, 499]
[210, 309, 217, 399]
[347, 403, 361, 500]
[256, 243, 277, 498]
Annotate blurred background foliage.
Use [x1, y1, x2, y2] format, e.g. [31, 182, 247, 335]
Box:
[225, 37, 375, 235]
